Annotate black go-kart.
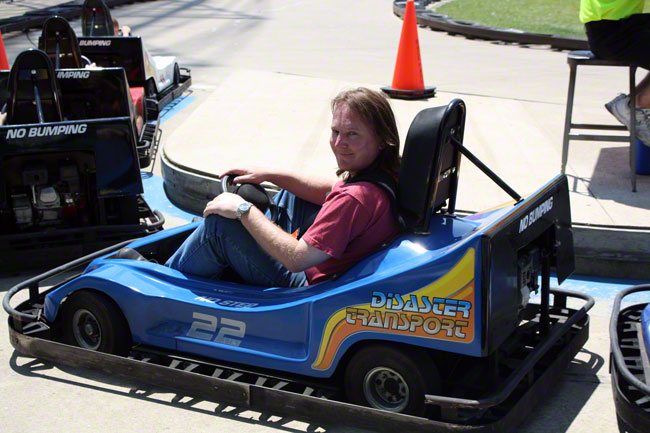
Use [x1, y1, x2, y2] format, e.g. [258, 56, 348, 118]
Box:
[38, 15, 160, 168]
[0, 49, 164, 272]
[79, 0, 192, 115]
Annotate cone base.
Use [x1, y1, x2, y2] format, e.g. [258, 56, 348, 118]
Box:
[381, 85, 436, 100]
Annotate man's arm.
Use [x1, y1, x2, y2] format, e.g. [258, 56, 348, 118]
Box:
[222, 167, 336, 205]
[204, 192, 330, 272]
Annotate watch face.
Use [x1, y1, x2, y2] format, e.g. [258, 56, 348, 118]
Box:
[237, 202, 253, 219]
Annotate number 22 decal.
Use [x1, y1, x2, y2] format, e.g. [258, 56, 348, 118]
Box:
[187, 312, 246, 347]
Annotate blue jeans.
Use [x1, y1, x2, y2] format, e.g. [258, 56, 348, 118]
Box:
[165, 190, 321, 287]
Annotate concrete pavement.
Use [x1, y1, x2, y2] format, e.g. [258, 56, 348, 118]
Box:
[0, 1, 649, 432]
[155, 0, 650, 279]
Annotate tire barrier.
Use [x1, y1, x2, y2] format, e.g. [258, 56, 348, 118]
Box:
[393, 1, 589, 51]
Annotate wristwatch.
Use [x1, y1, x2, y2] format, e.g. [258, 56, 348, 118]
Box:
[236, 201, 253, 220]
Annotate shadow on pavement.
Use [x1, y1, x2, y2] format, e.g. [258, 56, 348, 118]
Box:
[8, 350, 359, 433]
[588, 146, 650, 208]
[8, 346, 606, 433]
[521, 348, 605, 433]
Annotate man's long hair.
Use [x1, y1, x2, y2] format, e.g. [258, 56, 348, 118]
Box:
[331, 88, 401, 181]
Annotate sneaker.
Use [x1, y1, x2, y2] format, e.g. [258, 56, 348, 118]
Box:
[605, 94, 650, 145]
[605, 93, 631, 128]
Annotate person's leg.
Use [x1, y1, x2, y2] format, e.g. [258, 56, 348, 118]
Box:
[211, 216, 308, 287]
[600, 14, 650, 107]
[589, 15, 650, 143]
[635, 72, 650, 107]
[586, 15, 650, 105]
[165, 216, 230, 279]
[272, 189, 322, 235]
[166, 214, 307, 287]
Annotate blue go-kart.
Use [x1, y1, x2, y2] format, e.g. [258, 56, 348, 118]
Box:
[4, 100, 593, 432]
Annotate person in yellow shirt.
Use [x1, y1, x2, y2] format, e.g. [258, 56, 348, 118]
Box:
[581, 0, 650, 144]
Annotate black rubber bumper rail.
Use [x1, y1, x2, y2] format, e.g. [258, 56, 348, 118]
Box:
[609, 285, 650, 433]
[0, 0, 139, 34]
[152, 67, 192, 113]
[393, 1, 589, 51]
[4, 247, 594, 433]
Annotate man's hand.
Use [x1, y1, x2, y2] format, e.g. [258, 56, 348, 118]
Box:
[203, 192, 246, 219]
[220, 167, 273, 185]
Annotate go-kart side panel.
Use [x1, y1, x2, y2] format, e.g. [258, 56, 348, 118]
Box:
[43, 216, 485, 377]
[148, 54, 174, 93]
[309, 243, 483, 374]
[0, 118, 142, 197]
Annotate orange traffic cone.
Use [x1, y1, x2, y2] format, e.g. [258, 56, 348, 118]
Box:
[0, 30, 8, 70]
[382, 0, 435, 100]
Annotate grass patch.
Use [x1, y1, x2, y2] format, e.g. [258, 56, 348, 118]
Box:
[435, 0, 650, 38]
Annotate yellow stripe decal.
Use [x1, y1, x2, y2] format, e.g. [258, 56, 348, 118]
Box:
[312, 248, 476, 370]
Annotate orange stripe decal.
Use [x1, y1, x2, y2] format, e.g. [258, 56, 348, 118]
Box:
[312, 248, 476, 370]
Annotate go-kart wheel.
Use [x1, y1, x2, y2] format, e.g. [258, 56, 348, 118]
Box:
[220, 175, 278, 223]
[60, 290, 132, 356]
[173, 63, 180, 86]
[146, 78, 156, 97]
[344, 344, 439, 416]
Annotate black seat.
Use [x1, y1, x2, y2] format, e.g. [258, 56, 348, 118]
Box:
[81, 0, 115, 36]
[398, 99, 465, 234]
[57, 67, 133, 121]
[39, 16, 84, 69]
[6, 49, 63, 125]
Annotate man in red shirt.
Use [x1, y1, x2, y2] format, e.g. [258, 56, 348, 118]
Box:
[166, 88, 401, 286]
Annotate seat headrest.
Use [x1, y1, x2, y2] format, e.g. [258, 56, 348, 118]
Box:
[39, 16, 83, 69]
[81, 0, 115, 37]
[398, 99, 465, 233]
[7, 49, 63, 125]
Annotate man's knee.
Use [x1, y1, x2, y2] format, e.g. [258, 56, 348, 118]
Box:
[204, 214, 246, 240]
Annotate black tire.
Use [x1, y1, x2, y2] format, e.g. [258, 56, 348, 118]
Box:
[173, 63, 180, 86]
[344, 344, 440, 417]
[146, 78, 157, 97]
[60, 290, 132, 356]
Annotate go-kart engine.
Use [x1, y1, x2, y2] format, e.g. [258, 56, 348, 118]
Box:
[517, 246, 541, 313]
[11, 162, 83, 228]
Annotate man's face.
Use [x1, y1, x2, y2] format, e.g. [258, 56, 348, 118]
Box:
[330, 103, 383, 176]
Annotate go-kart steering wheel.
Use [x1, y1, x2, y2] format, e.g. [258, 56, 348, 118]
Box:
[220, 175, 278, 224]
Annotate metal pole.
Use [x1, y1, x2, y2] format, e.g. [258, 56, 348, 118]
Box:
[450, 136, 522, 202]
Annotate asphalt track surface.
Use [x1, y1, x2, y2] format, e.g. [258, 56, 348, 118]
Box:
[0, 1, 649, 432]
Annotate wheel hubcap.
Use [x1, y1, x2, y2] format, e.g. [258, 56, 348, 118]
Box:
[363, 367, 409, 412]
[72, 309, 101, 350]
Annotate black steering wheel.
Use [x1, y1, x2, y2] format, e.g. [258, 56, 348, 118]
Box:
[220, 175, 279, 224]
